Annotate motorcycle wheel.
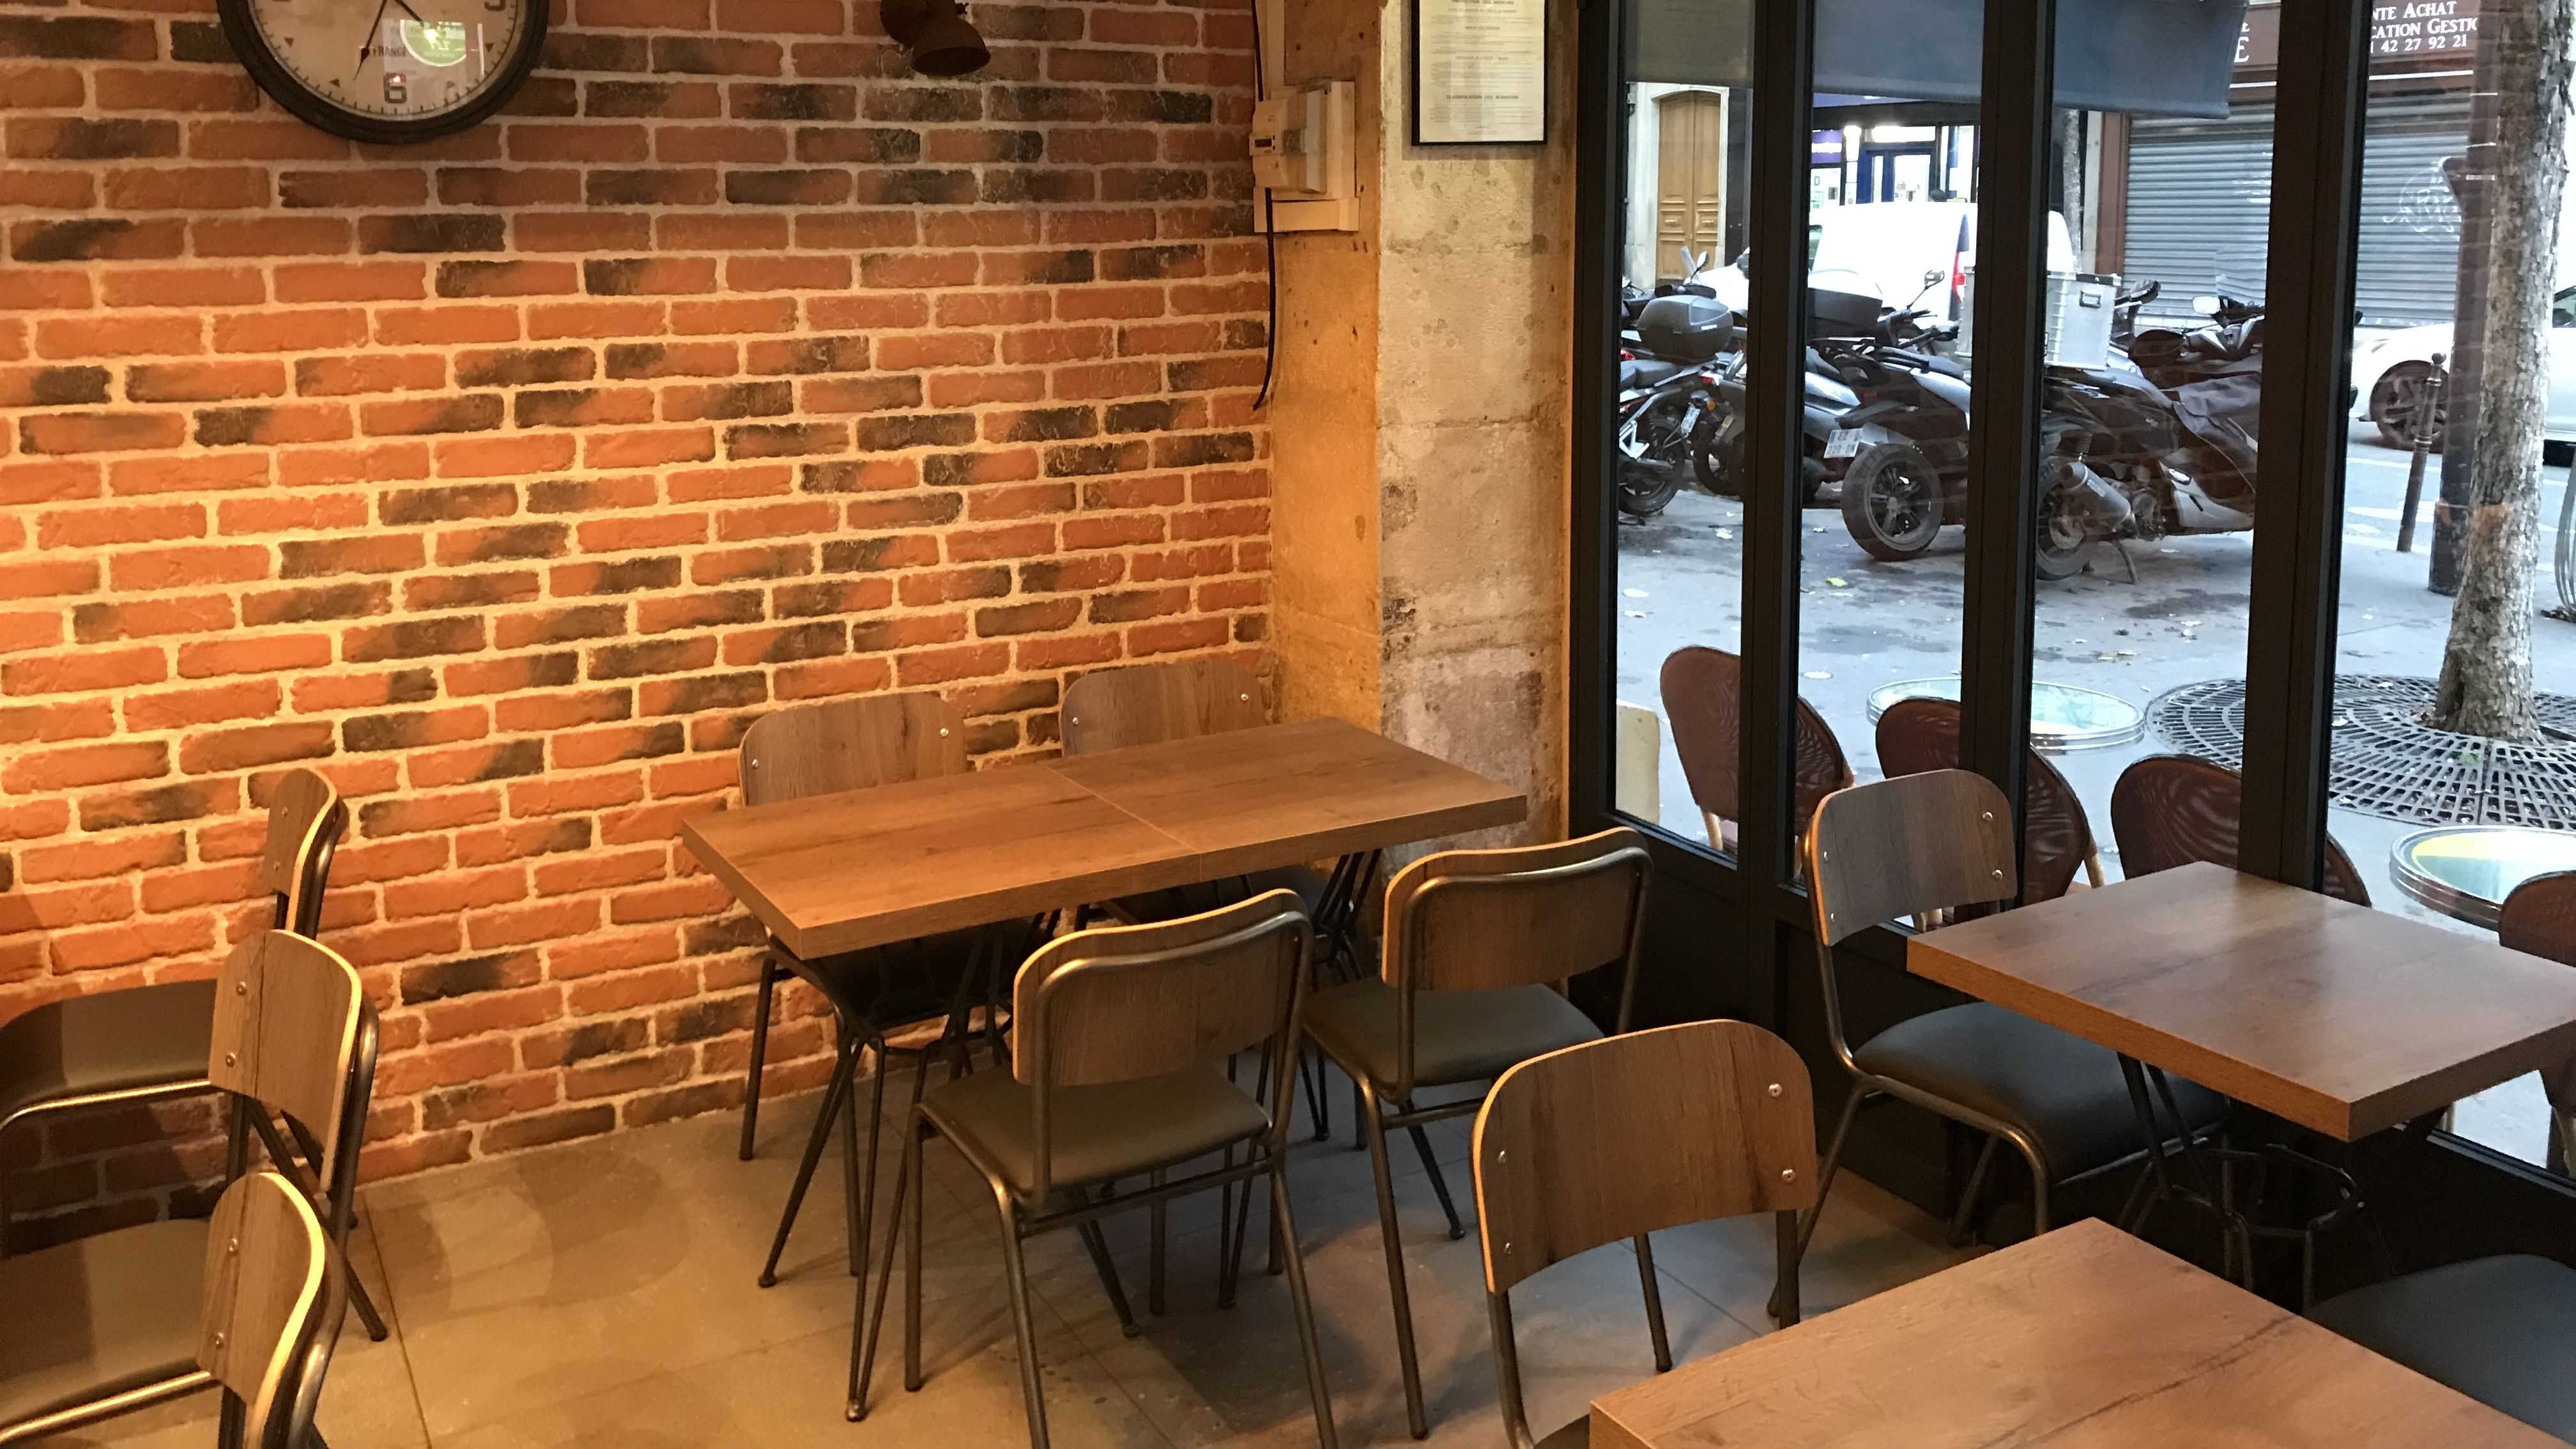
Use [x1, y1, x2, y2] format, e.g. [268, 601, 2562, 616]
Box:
[2034, 466, 2090, 581]
[2369, 360, 2446, 452]
[1692, 411, 1736, 497]
[1839, 442, 1945, 561]
[1619, 460, 1680, 519]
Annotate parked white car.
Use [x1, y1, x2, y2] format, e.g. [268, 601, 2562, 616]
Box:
[2349, 284, 2576, 449]
[1706, 200, 2078, 318]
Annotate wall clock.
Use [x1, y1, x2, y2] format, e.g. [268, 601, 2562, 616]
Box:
[217, 0, 546, 144]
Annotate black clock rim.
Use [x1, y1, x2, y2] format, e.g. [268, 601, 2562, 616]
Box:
[215, 0, 548, 146]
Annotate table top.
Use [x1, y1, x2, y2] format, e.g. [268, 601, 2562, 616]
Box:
[1588, 1218, 2559, 1449]
[1864, 675, 2147, 752]
[1908, 860, 2576, 1139]
[679, 717, 1524, 958]
[2391, 825, 2576, 930]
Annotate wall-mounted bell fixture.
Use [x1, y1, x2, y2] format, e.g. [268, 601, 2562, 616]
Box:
[882, 0, 989, 76]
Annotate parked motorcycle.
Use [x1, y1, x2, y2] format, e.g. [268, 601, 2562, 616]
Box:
[1813, 288, 1979, 558]
[1617, 290, 1736, 518]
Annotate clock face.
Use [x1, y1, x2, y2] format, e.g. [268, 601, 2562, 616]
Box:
[218, 0, 545, 142]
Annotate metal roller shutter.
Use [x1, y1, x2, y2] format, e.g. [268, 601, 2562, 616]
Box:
[2122, 96, 2470, 329]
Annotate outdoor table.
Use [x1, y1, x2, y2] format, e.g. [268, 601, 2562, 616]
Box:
[2391, 824, 2576, 930]
[1908, 861, 2576, 1275]
[679, 717, 1525, 959]
[1586, 1218, 2559, 1448]
[1864, 675, 2145, 752]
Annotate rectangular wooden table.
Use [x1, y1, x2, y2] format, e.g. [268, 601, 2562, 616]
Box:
[1589, 1218, 2559, 1448]
[1908, 860, 2576, 1140]
[678, 717, 1525, 958]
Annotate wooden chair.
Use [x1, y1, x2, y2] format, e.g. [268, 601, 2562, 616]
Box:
[2499, 871, 2576, 1172]
[1874, 696, 2106, 901]
[0, 930, 374, 1448]
[1659, 647, 1851, 855]
[1059, 656, 1269, 754]
[850, 891, 1339, 1449]
[1301, 827, 1651, 1439]
[1473, 1021, 1817, 1449]
[1784, 769, 2226, 1319]
[0, 771, 378, 1337]
[2108, 753, 2372, 905]
[734, 692, 1032, 1294]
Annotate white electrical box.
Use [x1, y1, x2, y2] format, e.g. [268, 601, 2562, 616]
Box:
[1250, 79, 1356, 233]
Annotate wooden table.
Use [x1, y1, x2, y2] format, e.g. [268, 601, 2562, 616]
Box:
[1588, 1218, 2559, 1448]
[679, 717, 1524, 958]
[1908, 860, 2576, 1140]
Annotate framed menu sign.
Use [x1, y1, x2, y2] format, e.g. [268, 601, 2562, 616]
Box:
[1412, 0, 1547, 144]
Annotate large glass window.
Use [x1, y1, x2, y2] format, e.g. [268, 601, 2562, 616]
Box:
[2328, 13, 2576, 1167]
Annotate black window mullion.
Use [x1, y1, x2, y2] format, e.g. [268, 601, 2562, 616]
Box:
[2238, 0, 2372, 887]
[1566, 0, 1627, 832]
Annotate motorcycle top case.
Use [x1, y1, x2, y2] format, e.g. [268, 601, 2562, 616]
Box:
[1808, 288, 1884, 338]
[1635, 294, 1735, 363]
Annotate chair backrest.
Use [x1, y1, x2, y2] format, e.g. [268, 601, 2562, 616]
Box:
[2499, 871, 2576, 1128]
[1011, 891, 1311, 1202]
[257, 770, 344, 937]
[738, 693, 970, 807]
[1874, 696, 2099, 902]
[199, 1170, 346, 1449]
[1379, 827, 1652, 1100]
[210, 931, 372, 1192]
[1058, 657, 1268, 755]
[2109, 754, 2372, 905]
[1659, 646, 1851, 847]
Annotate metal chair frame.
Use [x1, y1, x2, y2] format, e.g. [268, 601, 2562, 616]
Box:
[848, 894, 1338, 1449]
[0, 930, 375, 1449]
[1310, 831, 1651, 1441]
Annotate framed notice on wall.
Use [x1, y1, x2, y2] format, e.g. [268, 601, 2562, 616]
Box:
[1411, 0, 1547, 145]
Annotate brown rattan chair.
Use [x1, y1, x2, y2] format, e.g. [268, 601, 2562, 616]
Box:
[0, 770, 344, 1254]
[1874, 696, 2106, 901]
[2500, 871, 2576, 1172]
[2108, 753, 2372, 904]
[1781, 769, 2225, 1318]
[736, 692, 1031, 1294]
[1301, 827, 1651, 1439]
[0, 930, 374, 1448]
[1659, 646, 1852, 855]
[1473, 1020, 1817, 1449]
[850, 891, 1339, 1449]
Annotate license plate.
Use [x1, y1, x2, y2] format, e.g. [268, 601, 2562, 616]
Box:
[1825, 428, 1864, 459]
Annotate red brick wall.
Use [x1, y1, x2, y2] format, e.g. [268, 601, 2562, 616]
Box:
[0, 0, 1269, 1232]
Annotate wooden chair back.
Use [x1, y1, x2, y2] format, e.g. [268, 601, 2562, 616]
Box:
[199, 1170, 345, 1449]
[2109, 754, 2372, 905]
[256, 770, 344, 937]
[1659, 646, 1851, 848]
[1059, 657, 1268, 755]
[209, 931, 369, 1189]
[1874, 696, 2103, 901]
[1805, 769, 2016, 947]
[738, 693, 970, 807]
[2501, 871, 2576, 1134]
[1473, 1020, 1816, 1295]
[1010, 891, 1312, 1202]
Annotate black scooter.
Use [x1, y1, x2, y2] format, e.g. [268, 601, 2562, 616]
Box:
[1617, 287, 1736, 518]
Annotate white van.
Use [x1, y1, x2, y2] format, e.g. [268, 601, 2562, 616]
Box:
[1709, 200, 2080, 318]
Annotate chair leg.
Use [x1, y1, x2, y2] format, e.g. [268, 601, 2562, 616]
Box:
[1271, 1158, 1342, 1449]
[853, 1036, 889, 1284]
[1770, 1209, 1802, 1326]
[1147, 1167, 1168, 1317]
[1635, 1233, 1673, 1372]
[2004, 1130, 2053, 1234]
[1405, 1121, 1465, 1240]
[1349, 1078, 1365, 1152]
[1358, 1080, 1429, 1439]
[1076, 1207, 1141, 1337]
[740, 956, 779, 1161]
[760, 1037, 855, 1288]
[846, 1110, 916, 1421]
[1772, 1084, 1865, 1324]
[1947, 1134, 1999, 1247]
[991, 1186, 1053, 1449]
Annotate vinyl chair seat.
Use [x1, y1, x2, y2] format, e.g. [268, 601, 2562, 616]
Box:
[922, 1064, 1269, 1196]
[1304, 979, 1601, 1094]
[0, 981, 218, 1129]
[0, 1217, 208, 1430]
[2308, 1255, 2576, 1440]
[1852, 1002, 2227, 1179]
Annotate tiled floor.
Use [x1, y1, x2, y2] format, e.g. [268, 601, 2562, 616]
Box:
[48, 1070, 1973, 1448]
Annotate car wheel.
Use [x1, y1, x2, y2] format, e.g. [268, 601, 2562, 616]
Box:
[2370, 360, 2446, 451]
[1839, 442, 1945, 561]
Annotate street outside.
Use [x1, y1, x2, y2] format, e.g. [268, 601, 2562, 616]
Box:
[1613, 420, 2576, 1163]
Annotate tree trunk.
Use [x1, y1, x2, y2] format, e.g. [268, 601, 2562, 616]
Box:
[2428, 0, 2575, 740]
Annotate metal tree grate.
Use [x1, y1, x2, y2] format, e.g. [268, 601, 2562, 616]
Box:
[2145, 675, 2576, 829]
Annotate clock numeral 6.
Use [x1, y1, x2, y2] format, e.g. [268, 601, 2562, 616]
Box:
[384, 72, 407, 102]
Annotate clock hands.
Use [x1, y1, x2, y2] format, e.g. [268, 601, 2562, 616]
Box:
[355, 0, 393, 66]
